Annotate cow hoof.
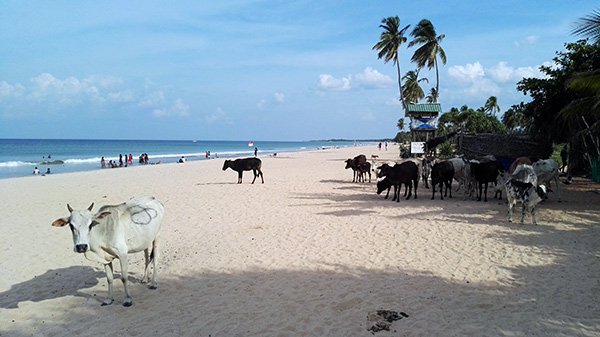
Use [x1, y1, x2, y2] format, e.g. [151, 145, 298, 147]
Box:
[123, 299, 133, 307]
[101, 299, 113, 306]
[149, 284, 158, 290]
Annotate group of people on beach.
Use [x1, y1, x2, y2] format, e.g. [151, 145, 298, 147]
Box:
[32, 167, 51, 175]
[100, 153, 150, 168]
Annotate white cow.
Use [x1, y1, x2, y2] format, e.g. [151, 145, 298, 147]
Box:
[533, 159, 561, 202]
[52, 196, 164, 307]
[447, 157, 474, 198]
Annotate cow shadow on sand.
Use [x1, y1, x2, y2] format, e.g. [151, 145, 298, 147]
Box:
[0, 266, 104, 309]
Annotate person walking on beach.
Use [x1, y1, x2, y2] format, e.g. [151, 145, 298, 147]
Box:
[378, 142, 382, 150]
[101, 157, 106, 168]
[128, 153, 133, 165]
[119, 154, 123, 167]
[254, 147, 258, 157]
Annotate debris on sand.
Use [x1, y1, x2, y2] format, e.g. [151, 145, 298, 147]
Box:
[367, 310, 409, 333]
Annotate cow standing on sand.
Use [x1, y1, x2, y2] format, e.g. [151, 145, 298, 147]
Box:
[52, 196, 164, 307]
[345, 154, 371, 183]
[505, 179, 547, 225]
[222, 158, 264, 184]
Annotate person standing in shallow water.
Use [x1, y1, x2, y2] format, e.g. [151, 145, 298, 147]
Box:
[254, 147, 258, 157]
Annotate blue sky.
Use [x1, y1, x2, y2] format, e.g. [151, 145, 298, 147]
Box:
[0, 1, 595, 141]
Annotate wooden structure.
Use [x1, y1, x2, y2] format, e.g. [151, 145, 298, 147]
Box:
[406, 103, 441, 142]
[456, 132, 552, 169]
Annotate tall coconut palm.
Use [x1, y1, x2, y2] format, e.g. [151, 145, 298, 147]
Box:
[408, 19, 446, 103]
[373, 16, 411, 109]
[483, 96, 500, 116]
[402, 70, 429, 103]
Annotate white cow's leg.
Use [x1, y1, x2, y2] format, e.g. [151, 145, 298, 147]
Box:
[102, 262, 115, 306]
[117, 254, 133, 307]
[142, 248, 150, 283]
[531, 206, 537, 225]
[149, 238, 159, 289]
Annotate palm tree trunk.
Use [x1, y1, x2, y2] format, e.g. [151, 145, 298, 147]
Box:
[434, 57, 439, 103]
[396, 57, 406, 110]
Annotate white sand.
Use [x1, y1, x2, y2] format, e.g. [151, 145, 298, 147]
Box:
[1, 146, 599, 336]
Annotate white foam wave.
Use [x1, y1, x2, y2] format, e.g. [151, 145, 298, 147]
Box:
[0, 161, 37, 168]
[63, 158, 103, 165]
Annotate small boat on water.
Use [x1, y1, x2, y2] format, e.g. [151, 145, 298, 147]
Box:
[248, 141, 254, 147]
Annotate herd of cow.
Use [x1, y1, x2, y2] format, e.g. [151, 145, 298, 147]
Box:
[345, 153, 562, 226]
[49, 154, 561, 308]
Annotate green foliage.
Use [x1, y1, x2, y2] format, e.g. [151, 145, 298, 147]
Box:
[517, 40, 600, 144]
[393, 131, 411, 143]
[402, 70, 428, 103]
[438, 105, 506, 134]
[437, 141, 454, 157]
[502, 103, 528, 133]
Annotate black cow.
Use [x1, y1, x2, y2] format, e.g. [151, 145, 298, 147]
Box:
[345, 154, 371, 183]
[431, 161, 454, 200]
[222, 158, 264, 184]
[376, 162, 419, 202]
[470, 160, 504, 201]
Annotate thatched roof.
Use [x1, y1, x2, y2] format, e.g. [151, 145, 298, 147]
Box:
[456, 133, 552, 160]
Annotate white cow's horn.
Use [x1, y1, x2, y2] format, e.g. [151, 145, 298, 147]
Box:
[67, 204, 73, 213]
[88, 203, 94, 211]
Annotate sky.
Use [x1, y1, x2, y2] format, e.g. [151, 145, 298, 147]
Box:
[0, 1, 596, 141]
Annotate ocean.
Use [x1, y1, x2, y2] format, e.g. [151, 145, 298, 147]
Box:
[0, 139, 364, 179]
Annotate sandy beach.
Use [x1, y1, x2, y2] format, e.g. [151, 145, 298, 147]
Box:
[1, 145, 599, 337]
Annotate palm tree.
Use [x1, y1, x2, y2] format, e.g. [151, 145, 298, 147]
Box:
[402, 70, 429, 103]
[483, 96, 500, 116]
[373, 16, 411, 109]
[572, 8, 600, 44]
[425, 88, 437, 103]
[397, 118, 405, 130]
[408, 19, 447, 103]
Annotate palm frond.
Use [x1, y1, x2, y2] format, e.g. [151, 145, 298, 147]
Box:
[571, 9, 600, 44]
[567, 69, 600, 92]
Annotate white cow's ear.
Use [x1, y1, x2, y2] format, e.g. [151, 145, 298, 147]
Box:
[52, 218, 69, 227]
[95, 212, 111, 220]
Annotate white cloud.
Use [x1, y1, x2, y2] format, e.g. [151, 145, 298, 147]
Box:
[0, 73, 193, 119]
[257, 99, 267, 109]
[274, 92, 285, 103]
[514, 35, 539, 47]
[448, 62, 485, 83]
[138, 91, 166, 107]
[318, 74, 351, 91]
[0, 81, 25, 99]
[318, 67, 393, 92]
[488, 61, 546, 83]
[153, 98, 190, 118]
[354, 67, 393, 88]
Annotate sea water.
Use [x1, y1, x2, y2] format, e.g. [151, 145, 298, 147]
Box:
[0, 139, 364, 179]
